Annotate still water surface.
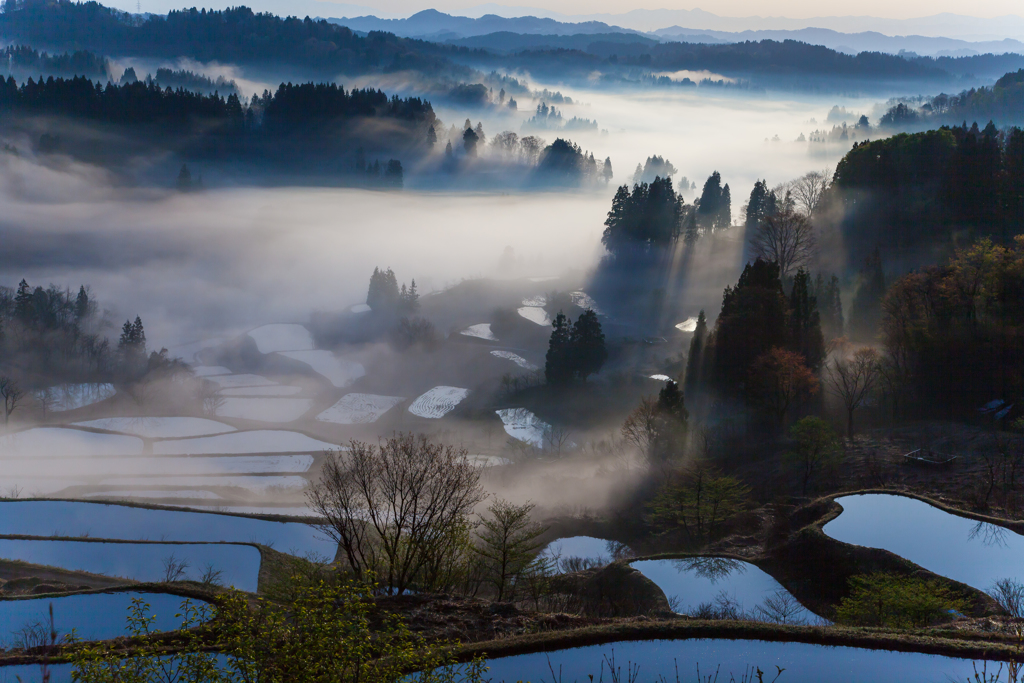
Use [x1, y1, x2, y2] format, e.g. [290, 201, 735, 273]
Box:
[0, 500, 333, 558]
[823, 494, 1024, 591]
[483, 639, 984, 683]
[0, 591, 206, 645]
[0, 539, 260, 591]
[632, 558, 823, 623]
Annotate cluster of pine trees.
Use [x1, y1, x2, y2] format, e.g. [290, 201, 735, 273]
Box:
[366, 268, 419, 314]
[544, 310, 607, 385]
[1, 279, 109, 387]
[685, 260, 835, 412]
[601, 167, 732, 254]
[0, 76, 436, 134]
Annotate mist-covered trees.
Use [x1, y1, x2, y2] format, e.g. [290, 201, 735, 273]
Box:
[696, 171, 731, 232]
[744, 179, 777, 235]
[750, 208, 816, 280]
[544, 309, 607, 385]
[366, 268, 418, 314]
[632, 155, 677, 185]
[0, 44, 108, 80]
[684, 310, 707, 396]
[825, 125, 1023, 259]
[117, 316, 147, 373]
[601, 177, 684, 252]
[534, 138, 601, 185]
[0, 278, 111, 389]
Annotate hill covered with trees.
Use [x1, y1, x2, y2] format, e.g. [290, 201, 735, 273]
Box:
[0, 0, 476, 78]
[0, 75, 436, 173]
[823, 123, 1023, 262]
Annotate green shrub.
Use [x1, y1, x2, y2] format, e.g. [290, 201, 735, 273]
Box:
[835, 572, 968, 628]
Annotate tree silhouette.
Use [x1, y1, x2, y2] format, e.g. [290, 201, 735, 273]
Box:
[747, 347, 819, 427]
[684, 310, 707, 396]
[544, 312, 573, 385]
[570, 309, 607, 381]
[789, 269, 825, 370]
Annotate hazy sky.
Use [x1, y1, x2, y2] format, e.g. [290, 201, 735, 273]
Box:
[122, 0, 1022, 20]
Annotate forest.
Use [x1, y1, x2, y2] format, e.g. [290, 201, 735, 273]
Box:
[0, 0, 477, 77]
[825, 123, 1023, 260]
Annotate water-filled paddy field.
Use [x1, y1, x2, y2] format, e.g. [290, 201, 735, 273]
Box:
[0, 501, 332, 556]
[632, 558, 824, 623]
[0, 539, 261, 591]
[0, 591, 206, 645]
[824, 494, 1024, 591]
[481, 639, 990, 682]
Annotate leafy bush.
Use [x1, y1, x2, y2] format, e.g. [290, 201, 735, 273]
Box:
[835, 573, 968, 628]
[73, 583, 485, 683]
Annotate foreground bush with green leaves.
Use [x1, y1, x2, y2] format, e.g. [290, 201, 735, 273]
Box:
[71, 580, 484, 683]
[835, 572, 968, 628]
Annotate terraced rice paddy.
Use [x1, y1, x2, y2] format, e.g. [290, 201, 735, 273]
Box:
[408, 387, 470, 419]
[316, 394, 405, 424]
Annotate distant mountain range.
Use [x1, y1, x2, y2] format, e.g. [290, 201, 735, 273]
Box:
[332, 9, 1024, 56]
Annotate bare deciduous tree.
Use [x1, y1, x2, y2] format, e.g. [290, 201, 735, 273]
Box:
[308, 434, 485, 595]
[790, 167, 832, 216]
[0, 376, 23, 425]
[621, 396, 658, 464]
[750, 208, 816, 280]
[826, 347, 881, 440]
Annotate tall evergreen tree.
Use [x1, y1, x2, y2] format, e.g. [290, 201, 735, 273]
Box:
[815, 273, 844, 341]
[719, 183, 732, 229]
[13, 279, 32, 323]
[570, 309, 607, 381]
[602, 157, 613, 183]
[696, 171, 724, 232]
[426, 125, 437, 147]
[684, 310, 707, 395]
[463, 127, 479, 155]
[74, 285, 89, 322]
[711, 259, 790, 390]
[849, 248, 885, 340]
[789, 269, 825, 370]
[650, 380, 689, 462]
[367, 267, 400, 311]
[544, 312, 573, 385]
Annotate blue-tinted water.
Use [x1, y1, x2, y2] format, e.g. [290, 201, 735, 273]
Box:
[539, 536, 631, 570]
[0, 500, 334, 559]
[482, 639, 984, 683]
[0, 539, 260, 591]
[823, 494, 1024, 591]
[632, 558, 823, 624]
[0, 592, 206, 646]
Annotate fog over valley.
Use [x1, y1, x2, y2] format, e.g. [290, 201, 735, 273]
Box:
[0, 1, 1022, 680]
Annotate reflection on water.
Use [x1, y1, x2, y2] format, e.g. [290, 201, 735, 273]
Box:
[0, 592, 205, 647]
[969, 521, 1010, 549]
[480, 639, 984, 683]
[633, 558, 824, 624]
[824, 494, 1024, 591]
[674, 556, 746, 582]
[538, 536, 633, 573]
